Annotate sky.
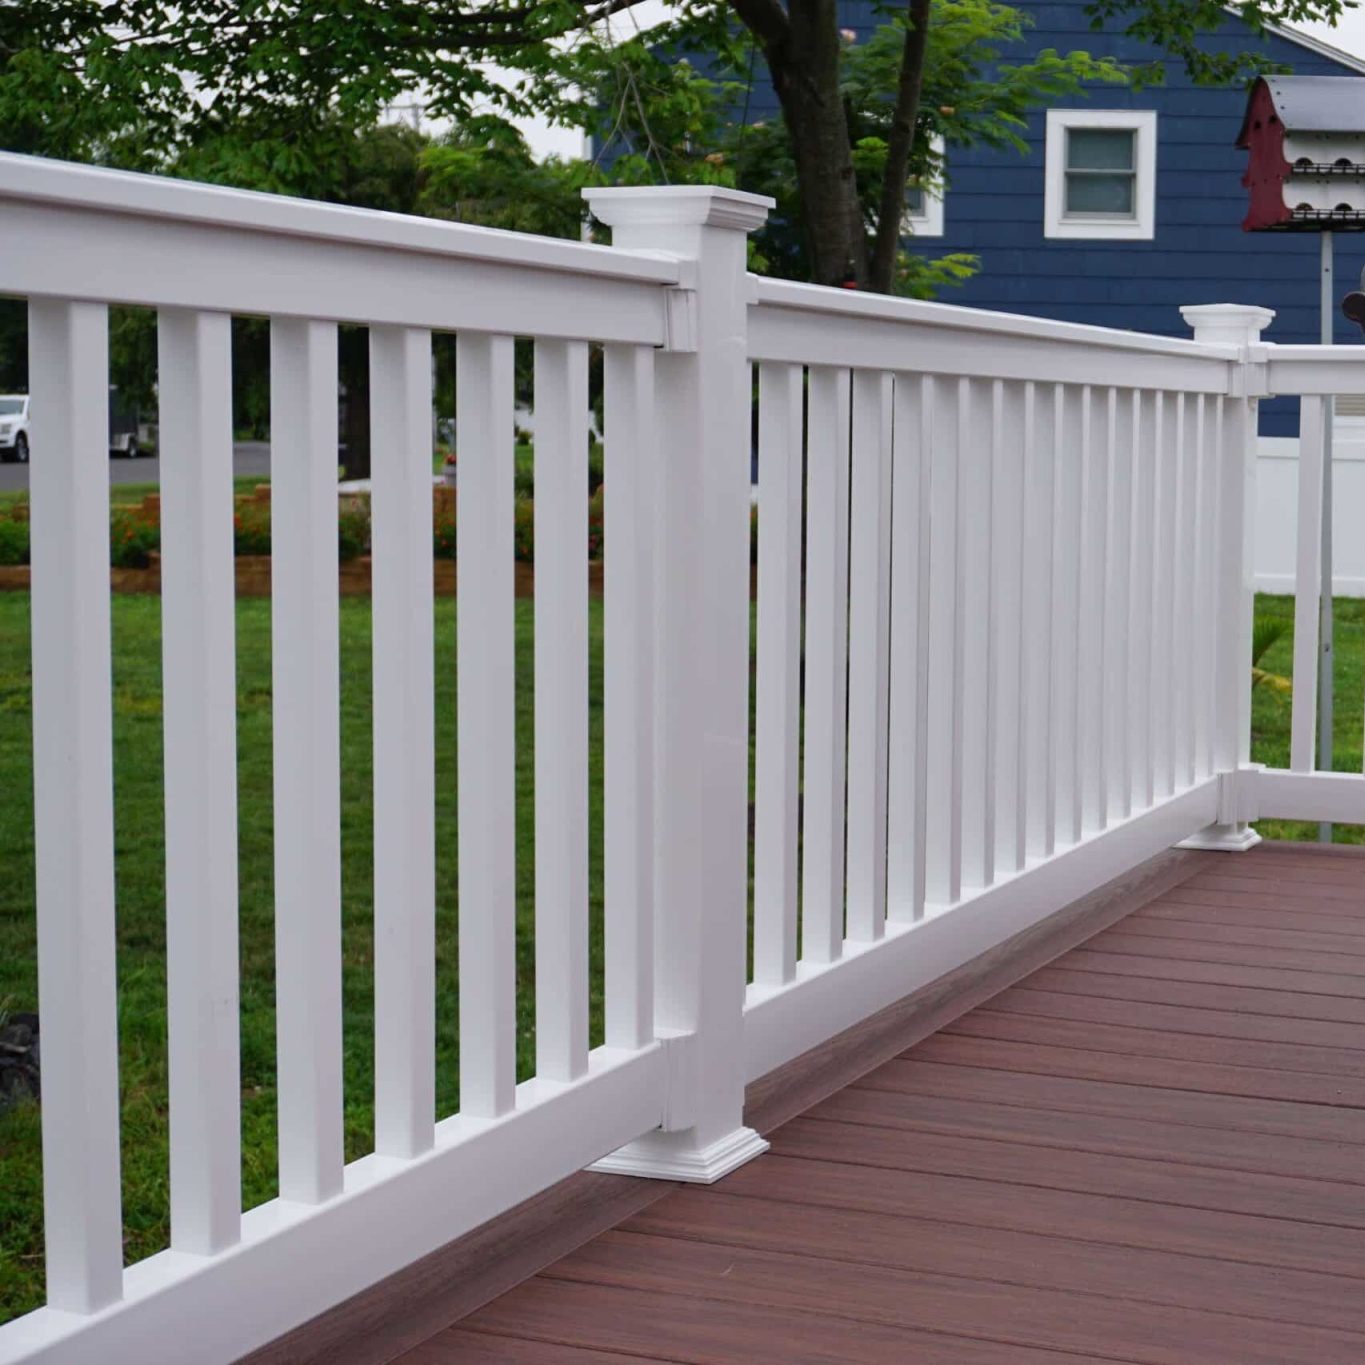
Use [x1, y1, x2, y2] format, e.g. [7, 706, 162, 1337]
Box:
[438, 6, 1365, 163]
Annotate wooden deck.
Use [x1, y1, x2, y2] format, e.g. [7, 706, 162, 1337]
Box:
[401, 844, 1365, 1364]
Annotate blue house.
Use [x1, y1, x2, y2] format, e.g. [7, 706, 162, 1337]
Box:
[737, 1, 1365, 435]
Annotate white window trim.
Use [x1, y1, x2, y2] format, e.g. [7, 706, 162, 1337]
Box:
[901, 135, 945, 238]
[1044, 109, 1157, 241]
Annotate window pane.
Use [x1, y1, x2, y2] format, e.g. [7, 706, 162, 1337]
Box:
[1065, 170, 1134, 216]
[1067, 128, 1134, 171]
[905, 183, 925, 216]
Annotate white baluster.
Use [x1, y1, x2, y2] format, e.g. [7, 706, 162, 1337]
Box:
[270, 317, 344, 1201]
[29, 298, 123, 1311]
[1051, 385, 1083, 845]
[1292, 396, 1326, 773]
[1023, 383, 1056, 857]
[753, 361, 804, 982]
[992, 381, 1028, 873]
[604, 343, 657, 1049]
[959, 379, 993, 886]
[802, 365, 851, 959]
[1077, 387, 1112, 831]
[370, 324, 436, 1156]
[158, 307, 242, 1249]
[888, 373, 931, 921]
[456, 332, 518, 1117]
[925, 377, 963, 904]
[846, 369, 893, 940]
[533, 338, 590, 1082]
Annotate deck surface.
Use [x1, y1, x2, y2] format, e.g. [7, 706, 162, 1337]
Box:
[402, 844, 1365, 1364]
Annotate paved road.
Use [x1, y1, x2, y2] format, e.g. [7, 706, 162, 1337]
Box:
[0, 441, 272, 492]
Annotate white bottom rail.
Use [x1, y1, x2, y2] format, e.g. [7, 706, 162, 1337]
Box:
[0, 1046, 663, 1365]
[1256, 768, 1365, 825]
[744, 781, 1220, 1084]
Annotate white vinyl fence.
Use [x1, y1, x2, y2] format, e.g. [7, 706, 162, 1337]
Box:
[0, 153, 1363, 1365]
[1257, 424, 1365, 597]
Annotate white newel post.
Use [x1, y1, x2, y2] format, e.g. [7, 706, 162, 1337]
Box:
[1179, 303, 1274, 851]
[583, 184, 774, 1181]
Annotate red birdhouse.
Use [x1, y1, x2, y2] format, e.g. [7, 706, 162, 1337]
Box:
[1237, 75, 1365, 232]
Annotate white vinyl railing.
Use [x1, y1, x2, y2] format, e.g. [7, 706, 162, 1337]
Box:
[1, 154, 1363, 1365]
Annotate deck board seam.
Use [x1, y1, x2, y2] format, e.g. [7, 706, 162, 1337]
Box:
[601, 1221, 1365, 1337]
[528, 1263, 1164, 1365]
[898, 1041, 1365, 1105]
[857, 1060, 1365, 1127]
[766, 1139, 1365, 1227]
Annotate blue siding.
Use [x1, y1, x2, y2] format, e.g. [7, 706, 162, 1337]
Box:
[916, 0, 1365, 435]
[730, 1, 1365, 434]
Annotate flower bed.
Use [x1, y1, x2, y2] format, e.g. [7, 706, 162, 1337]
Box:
[0, 484, 613, 595]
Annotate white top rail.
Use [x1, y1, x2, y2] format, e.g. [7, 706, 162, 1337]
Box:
[1263, 345, 1365, 395]
[749, 276, 1240, 391]
[0, 153, 678, 344]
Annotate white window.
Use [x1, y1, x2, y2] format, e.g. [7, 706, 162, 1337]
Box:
[901, 136, 945, 238]
[1044, 109, 1156, 240]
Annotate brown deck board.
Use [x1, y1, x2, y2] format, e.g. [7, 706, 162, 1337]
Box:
[1183, 870, 1365, 904]
[537, 1229, 1365, 1365]
[860, 1055, 1365, 1143]
[995, 982, 1365, 1048]
[402, 1331, 646, 1363]
[440, 1276, 1107, 1364]
[391, 843, 1365, 1365]
[807, 1084, 1365, 1183]
[624, 1188, 1365, 1333]
[903, 1032, 1365, 1107]
[716, 1152, 1365, 1277]
[943, 1005, 1365, 1077]
[1029, 964, 1365, 1021]
[1093, 924, 1365, 974]
[1108, 912, 1365, 955]
[1053, 947, 1365, 998]
[775, 1115, 1365, 1226]
[1147, 888, 1365, 926]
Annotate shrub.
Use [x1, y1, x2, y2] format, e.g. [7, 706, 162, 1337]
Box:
[750, 504, 758, 565]
[514, 498, 534, 564]
[233, 503, 271, 556]
[588, 443, 604, 497]
[110, 509, 159, 569]
[337, 499, 370, 563]
[0, 519, 29, 566]
[429, 494, 605, 564]
[433, 502, 457, 559]
[588, 486, 604, 562]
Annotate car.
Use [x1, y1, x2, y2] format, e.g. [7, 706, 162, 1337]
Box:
[108, 386, 142, 458]
[0, 395, 29, 464]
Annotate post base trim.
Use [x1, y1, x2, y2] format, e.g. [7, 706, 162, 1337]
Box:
[1176, 822, 1263, 852]
[588, 1127, 769, 1184]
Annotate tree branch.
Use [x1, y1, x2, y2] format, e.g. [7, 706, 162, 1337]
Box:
[728, 0, 790, 51]
[869, 0, 931, 293]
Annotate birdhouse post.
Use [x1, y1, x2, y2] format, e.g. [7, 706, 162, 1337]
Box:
[1238, 74, 1365, 837]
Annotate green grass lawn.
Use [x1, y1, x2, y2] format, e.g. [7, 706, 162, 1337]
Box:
[0, 592, 608, 1324]
[1251, 594, 1365, 843]
[0, 588, 1359, 1325]
[0, 476, 269, 515]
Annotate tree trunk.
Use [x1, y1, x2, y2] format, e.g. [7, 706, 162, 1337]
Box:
[765, 0, 867, 287]
[868, 0, 932, 294]
[338, 325, 371, 482]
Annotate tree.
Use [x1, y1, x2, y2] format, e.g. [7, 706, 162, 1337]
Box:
[3, 0, 1356, 297]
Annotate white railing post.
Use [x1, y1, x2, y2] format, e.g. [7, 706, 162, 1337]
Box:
[1178, 304, 1274, 850]
[583, 184, 773, 1182]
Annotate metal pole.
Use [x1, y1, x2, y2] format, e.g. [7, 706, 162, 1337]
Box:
[1319, 230, 1334, 842]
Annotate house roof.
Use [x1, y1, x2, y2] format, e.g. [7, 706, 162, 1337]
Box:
[1236, 74, 1365, 146]
[1264, 21, 1365, 78]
